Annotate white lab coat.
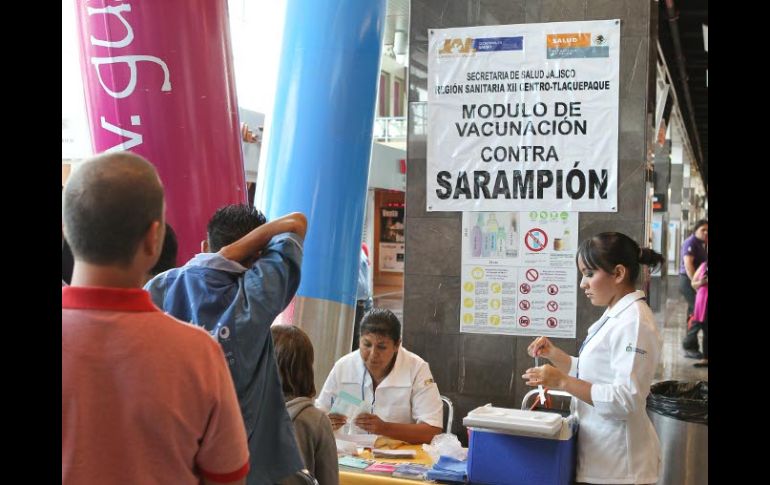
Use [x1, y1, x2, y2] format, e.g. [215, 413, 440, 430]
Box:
[316, 347, 443, 429]
[568, 290, 662, 484]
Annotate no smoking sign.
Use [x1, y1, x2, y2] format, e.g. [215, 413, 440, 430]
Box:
[525, 228, 548, 252]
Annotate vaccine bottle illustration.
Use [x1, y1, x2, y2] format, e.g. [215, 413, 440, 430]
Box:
[472, 213, 483, 257]
[496, 223, 506, 258]
[485, 213, 499, 257]
[506, 216, 519, 258]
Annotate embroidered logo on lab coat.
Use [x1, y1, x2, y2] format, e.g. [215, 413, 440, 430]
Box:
[625, 344, 647, 355]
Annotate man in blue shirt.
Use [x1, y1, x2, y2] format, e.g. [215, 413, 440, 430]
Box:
[146, 205, 307, 485]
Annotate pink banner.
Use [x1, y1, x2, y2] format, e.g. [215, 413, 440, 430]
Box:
[74, 0, 247, 264]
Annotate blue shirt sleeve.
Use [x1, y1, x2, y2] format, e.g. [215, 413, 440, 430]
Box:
[242, 232, 304, 320]
[144, 273, 168, 308]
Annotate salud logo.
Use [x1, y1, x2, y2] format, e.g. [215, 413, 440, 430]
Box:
[546, 32, 609, 59]
[547, 33, 591, 48]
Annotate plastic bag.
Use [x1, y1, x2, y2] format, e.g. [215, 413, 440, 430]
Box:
[646, 380, 708, 425]
[330, 390, 372, 435]
[422, 433, 468, 462]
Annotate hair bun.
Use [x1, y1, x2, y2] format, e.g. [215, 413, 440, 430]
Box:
[638, 247, 665, 269]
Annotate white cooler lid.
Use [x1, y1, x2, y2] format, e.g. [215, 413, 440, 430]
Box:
[463, 405, 563, 437]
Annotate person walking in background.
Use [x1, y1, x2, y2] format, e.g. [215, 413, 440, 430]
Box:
[62, 152, 249, 484]
[689, 262, 708, 367]
[523, 232, 664, 484]
[679, 219, 708, 359]
[352, 242, 373, 351]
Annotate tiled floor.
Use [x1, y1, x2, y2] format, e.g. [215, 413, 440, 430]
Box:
[654, 293, 708, 384]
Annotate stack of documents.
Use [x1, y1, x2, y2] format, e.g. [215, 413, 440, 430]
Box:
[372, 448, 417, 459]
[363, 463, 397, 475]
[392, 463, 431, 480]
[338, 456, 373, 471]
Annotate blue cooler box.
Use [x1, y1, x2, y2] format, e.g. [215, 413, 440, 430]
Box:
[464, 405, 577, 485]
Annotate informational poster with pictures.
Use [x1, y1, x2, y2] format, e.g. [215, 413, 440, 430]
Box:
[460, 210, 578, 337]
[379, 207, 405, 272]
[427, 20, 621, 212]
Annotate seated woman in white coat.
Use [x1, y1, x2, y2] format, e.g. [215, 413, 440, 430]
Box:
[316, 308, 443, 444]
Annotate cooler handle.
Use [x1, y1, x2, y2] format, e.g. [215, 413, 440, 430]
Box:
[521, 389, 573, 410]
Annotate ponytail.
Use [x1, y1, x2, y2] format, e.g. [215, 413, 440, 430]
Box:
[638, 247, 664, 272]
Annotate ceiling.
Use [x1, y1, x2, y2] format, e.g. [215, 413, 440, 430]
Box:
[383, 0, 410, 47]
[658, 0, 708, 188]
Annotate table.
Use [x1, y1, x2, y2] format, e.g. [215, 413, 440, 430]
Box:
[339, 444, 434, 485]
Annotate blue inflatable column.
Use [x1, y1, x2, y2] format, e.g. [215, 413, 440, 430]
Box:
[260, 0, 386, 389]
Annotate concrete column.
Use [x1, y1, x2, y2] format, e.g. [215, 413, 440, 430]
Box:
[260, 0, 386, 391]
[73, 0, 247, 263]
[649, 140, 672, 310]
[406, 0, 657, 439]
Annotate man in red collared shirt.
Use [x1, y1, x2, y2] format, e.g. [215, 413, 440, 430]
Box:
[62, 152, 249, 485]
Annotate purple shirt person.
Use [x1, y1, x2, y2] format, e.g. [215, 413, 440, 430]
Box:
[679, 220, 707, 357]
[679, 225, 708, 276]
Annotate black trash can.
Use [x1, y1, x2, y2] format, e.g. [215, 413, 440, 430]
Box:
[646, 381, 708, 485]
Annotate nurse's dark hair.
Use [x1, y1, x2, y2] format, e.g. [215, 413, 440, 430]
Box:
[577, 232, 664, 284]
[359, 308, 401, 344]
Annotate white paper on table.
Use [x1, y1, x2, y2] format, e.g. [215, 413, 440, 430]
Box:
[336, 433, 378, 448]
[335, 439, 358, 455]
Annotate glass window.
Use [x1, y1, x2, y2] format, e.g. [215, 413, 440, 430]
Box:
[378, 71, 390, 117]
[393, 77, 403, 117]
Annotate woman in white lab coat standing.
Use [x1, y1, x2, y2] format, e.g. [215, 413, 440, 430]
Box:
[316, 308, 443, 444]
[522, 232, 664, 484]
